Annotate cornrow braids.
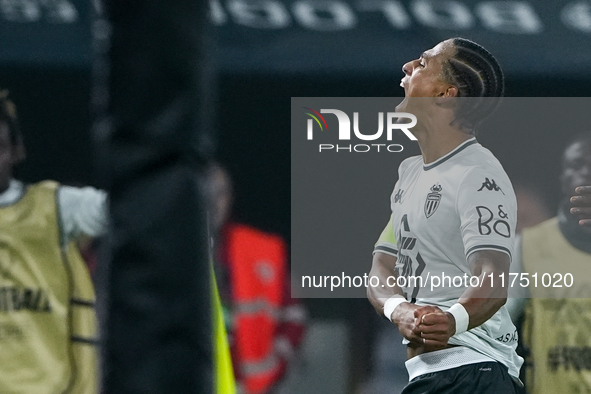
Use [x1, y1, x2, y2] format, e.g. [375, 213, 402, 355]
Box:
[0, 90, 23, 147]
[441, 38, 504, 134]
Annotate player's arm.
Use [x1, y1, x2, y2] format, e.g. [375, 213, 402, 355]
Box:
[416, 250, 510, 348]
[367, 213, 400, 314]
[570, 185, 591, 226]
[367, 252, 424, 345]
[367, 214, 404, 316]
[458, 249, 509, 326]
[367, 250, 399, 313]
[58, 185, 108, 246]
[367, 215, 424, 345]
[416, 166, 517, 348]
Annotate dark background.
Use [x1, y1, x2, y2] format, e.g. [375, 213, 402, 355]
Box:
[4, 70, 591, 247]
[2, 1, 591, 389]
[0, 0, 591, 241]
[3, 0, 591, 245]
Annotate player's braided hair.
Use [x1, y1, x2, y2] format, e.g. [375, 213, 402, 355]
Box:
[0, 90, 23, 147]
[441, 38, 504, 134]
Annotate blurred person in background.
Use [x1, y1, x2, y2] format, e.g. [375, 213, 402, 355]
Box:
[571, 185, 591, 226]
[505, 182, 552, 385]
[507, 132, 591, 394]
[514, 183, 552, 234]
[0, 90, 106, 393]
[207, 163, 306, 394]
[0, 90, 236, 394]
[367, 38, 524, 393]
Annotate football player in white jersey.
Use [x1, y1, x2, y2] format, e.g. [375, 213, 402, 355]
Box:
[367, 38, 524, 393]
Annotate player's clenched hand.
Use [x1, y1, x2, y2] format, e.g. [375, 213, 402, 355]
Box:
[390, 302, 425, 345]
[415, 308, 456, 350]
[571, 186, 591, 226]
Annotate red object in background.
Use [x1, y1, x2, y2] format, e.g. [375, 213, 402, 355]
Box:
[219, 223, 306, 394]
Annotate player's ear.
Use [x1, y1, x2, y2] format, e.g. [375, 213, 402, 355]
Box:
[435, 86, 458, 111]
[435, 86, 458, 104]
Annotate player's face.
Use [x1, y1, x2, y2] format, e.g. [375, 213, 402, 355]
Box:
[0, 123, 15, 192]
[396, 40, 457, 115]
[399, 40, 455, 99]
[561, 140, 591, 198]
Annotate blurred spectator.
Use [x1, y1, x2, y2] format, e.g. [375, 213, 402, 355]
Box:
[514, 183, 552, 233]
[0, 90, 106, 393]
[508, 132, 591, 394]
[570, 186, 591, 226]
[207, 164, 307, 394]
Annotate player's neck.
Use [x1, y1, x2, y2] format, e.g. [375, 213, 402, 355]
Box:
[416, 128, 473, 165]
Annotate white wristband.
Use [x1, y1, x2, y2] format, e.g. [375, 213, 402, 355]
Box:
[383, 295, 407, 322]
[447, 303, 469, 335]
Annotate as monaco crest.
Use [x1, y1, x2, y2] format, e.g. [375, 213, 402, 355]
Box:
[424, 183, 442, 218]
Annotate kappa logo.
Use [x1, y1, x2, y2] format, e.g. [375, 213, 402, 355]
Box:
[424, 183, 442, 218]
[394, 189, 404, 203]
[477, 178, 505, 195]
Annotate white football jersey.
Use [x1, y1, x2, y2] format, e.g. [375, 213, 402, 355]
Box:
[375, 138, 523, 379]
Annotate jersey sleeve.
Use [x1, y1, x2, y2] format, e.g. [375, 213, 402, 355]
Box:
[456, 165, 517, 261]
[58, 185, 108, 245]
[373, 213, 397, 257]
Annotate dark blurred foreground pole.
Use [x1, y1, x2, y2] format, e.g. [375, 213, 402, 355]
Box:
[92, 0, 213, 393]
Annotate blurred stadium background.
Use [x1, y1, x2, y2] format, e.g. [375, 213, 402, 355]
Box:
[1, 0, 591, 393]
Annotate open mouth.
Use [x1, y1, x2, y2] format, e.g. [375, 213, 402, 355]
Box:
[400, 78, 410, 90]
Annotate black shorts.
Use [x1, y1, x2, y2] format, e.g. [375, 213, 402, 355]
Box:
[401, 361, 525, 394]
